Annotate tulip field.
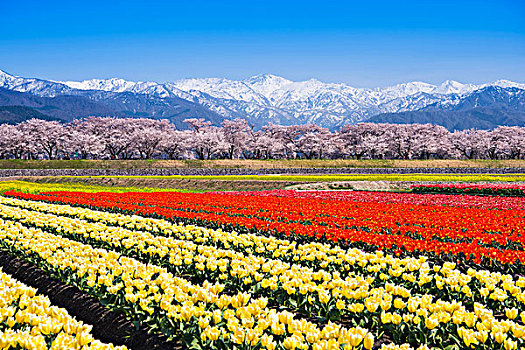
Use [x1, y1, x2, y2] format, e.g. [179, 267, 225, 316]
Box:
[0, 181, 524, 349]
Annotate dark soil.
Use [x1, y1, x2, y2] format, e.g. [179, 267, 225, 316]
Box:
[0, 249, 181, 350]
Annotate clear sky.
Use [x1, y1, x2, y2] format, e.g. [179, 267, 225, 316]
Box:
[1, 0, 524, 87]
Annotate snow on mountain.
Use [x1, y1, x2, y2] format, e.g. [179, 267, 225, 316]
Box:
[64, 78, 153, 93]
[433, 80, 476, 95]
[0, 69, 75, 97]
[62, 77, 182, 99]
[0, 69, 15, 86]
[377, 81, 436, 98]
[243, 74, 294, 100]
[169, 77, 269, 105]
[490, 80, 525, 90]
[1, 68, 524, 129]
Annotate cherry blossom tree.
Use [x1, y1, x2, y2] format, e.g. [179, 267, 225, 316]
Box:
[450, 129, 490, 159]
[79, 117, 136, 159]
[64, 120, 105, 159]
[339, 123, 388, 159]
[0, 124, 29, 159]
[247, 131, 281, 159]
[492, 126, 525, 159]
[221, 119, 252, 159]
[409, 124, 451, 159]
[260, 123, 296, 158]
[18, 119, 67, 159]
[260, 124, 333, 159]
[1, 117, 525, 160]
[295, 127, 334, 159]
[159, 130, 191, 160]
[129, 119, 172, 159]
[184, 119, 228, 159]
[183, 118, 212, 133]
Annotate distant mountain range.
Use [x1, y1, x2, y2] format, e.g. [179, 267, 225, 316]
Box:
[1, 69, 524, 130]
[369, 87, 525, 130]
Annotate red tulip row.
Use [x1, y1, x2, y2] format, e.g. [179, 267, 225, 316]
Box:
[214, 189, 525, 210]
[5, 189, 525, 267]
[21, 189, 524, 247]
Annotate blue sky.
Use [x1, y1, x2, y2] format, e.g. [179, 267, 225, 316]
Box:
[1, 0, 524, 87]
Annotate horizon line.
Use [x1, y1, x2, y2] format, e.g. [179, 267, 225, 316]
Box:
[1, 67, 525, 90]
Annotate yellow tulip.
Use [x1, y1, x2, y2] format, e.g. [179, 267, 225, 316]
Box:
[348, 333, 362, 347]
[76, 331, 93, 346]
[4, 317, 16, 330]
[424, 317, 439, 330]
[505, 308, 518, 320]
[208, 326, 221, 341]
[261, 334, 277, 350]
[245, 329, 260, 346]
[493, 331, 506, 344]
[393, 298, 406, 309]
[504, 339, 517, 350]
[381, 312, 392, 324]
[271, 322, 285, 336]
[363, 333, 374, 350]
[282, 336, 299, 350]
[412, 316, 421, 325]
[318, 290, 330, 304]
[198, 317, 210, 329]
[476, 330, 488, 344]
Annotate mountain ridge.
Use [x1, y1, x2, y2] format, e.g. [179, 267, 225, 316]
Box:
[369, 86, 525, 130]
[1, 69, 524, 130]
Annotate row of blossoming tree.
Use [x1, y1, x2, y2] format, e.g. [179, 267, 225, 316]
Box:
[1, 117, 524, 160]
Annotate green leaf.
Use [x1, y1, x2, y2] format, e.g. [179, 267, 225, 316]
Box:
[444, 345, 460, 350]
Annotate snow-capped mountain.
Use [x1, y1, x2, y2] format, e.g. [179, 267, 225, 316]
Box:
[0, 69, 224, 128]
[1, 68, 524, 129]
[0, 69, 76, 97]
[369, 86, 525, 130]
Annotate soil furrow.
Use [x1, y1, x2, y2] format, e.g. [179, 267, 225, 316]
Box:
[0, 249, 181, 350]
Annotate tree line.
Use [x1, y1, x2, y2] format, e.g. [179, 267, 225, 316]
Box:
[1, 117, 524, 160]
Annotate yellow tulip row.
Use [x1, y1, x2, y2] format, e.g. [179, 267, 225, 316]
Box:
[1, 201, 524, 349]
[2, 196, 523, 312]
[0, 217, 387, 350]
[0, 203, 376, 314]
[0, 267, 126, 350]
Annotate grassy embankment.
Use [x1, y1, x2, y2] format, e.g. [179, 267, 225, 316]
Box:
[2, 159, 524, 192]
